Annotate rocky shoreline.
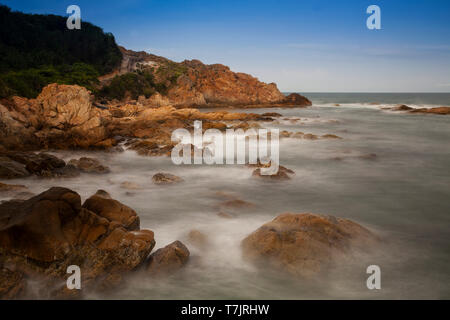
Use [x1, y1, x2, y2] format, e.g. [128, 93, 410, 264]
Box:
[0, 185, 378, 299]
[0, 83, 310, 152]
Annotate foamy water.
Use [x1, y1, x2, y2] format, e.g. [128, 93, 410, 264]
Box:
[2, 100, 450, 299]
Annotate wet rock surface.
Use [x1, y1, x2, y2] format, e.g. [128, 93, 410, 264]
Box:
[146, 241, 190, 276]
[152, 172, 184, 185]
[241, 213, 379, 277]
[68, 157, 110, 174]
[0, 187, 158, 299]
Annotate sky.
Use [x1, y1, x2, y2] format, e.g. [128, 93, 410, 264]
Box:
[2, 0, 450, 92]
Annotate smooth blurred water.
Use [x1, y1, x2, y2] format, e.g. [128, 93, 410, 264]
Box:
[293, 92, 450, 107]
[2, 99, 450, 299]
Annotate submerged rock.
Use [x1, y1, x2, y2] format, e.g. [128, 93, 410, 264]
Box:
[321, 134, 342, 139]
[241, 213, 378, 278]
[68, 157, 110, 174]
[0, 183, 28, 197]
[252, 164, 295, 181]
[0, 157, 30, 179]
[120, 181, 142, 190]
[152, 172, 184, 185]
[187, 230, 209, 248]
[146, 241, 190, 276]
[219, 199, 255, 209]
[262, 112, 282, 117]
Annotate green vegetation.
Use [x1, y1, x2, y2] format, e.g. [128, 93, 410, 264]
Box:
[99, 62, 188, 101]
[0, 63, 100, 98]
[0, 5, 122, 98]
[99, 70, 166, 101]
[156, 61, 188, 85]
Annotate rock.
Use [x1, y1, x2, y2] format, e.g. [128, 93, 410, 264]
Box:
[146, 92, 171, 107]
[219, 199, 255, 209]
[152, 173, 184, 185]
[241, 213, 379, 277]
[358, 153, 377, 160]
[94, 189, 112, 199]
[11, 191, 36, 200]
[68, 157, 110, 174]
[0, 268, 26, 299]
[280, 130, 292, 138]
[252, 164, 295, 181]
[281, 93, 312, 107]
[187, 230, 208, 248]
[120, 181, 142, 190]
[82, 191, 140, 231]
[321, 134, 342, 139]
[0, 183, 28, 196]
[1, 152, 68, 177]
[24, 153, 66, 176]
[51, 164, 81, 178]
[38, 83, 95, 129]
[262, 112, 282, 117]
[146, 241, 190, 276]
[0, 187, 155, 299]
[217, 211, 234, 219]
[303, 133, 319, 140]
[392, 104, 413, 111]
[410, 106, 450, 115]
[168, 60, 286, 106]
[0, 157, 30, 179]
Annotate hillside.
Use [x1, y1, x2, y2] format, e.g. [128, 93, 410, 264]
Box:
[99, 47, 289, 106]
[0, 5, 310, 107]
[0, 5, 122, 98]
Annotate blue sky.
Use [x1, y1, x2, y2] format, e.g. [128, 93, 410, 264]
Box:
[2, 0, 450, 92]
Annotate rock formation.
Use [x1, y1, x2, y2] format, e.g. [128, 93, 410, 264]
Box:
[146, 241, 190, 276]
[0, 187, 157, 298]
[241, 213, 379, 277]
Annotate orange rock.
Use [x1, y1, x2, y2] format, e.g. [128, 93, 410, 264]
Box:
[83, 190, 140, 230]
[146, 241, 190, 276]
[187, 230, 208, 248]
[241, 213, 378, 277]
[410, 106, 450, 115]
[152, 172, 184, 185]
[0, 187, 155, 299]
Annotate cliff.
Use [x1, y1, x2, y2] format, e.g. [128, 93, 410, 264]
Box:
[99, 47, 311, 107]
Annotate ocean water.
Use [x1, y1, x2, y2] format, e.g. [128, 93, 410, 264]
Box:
[2, 93, 450, 299]
[297, 92, 450, 108]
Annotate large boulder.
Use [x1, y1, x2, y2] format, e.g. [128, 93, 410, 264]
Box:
[241, 213, 378, 277]
[0, 187, 155, 298]
[146, 241, 190, 276]
[35, 84, 106, 148]
[37, 83, 97, 129]
[82, 190, 140, 230]
[281, 93, 312, 107]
